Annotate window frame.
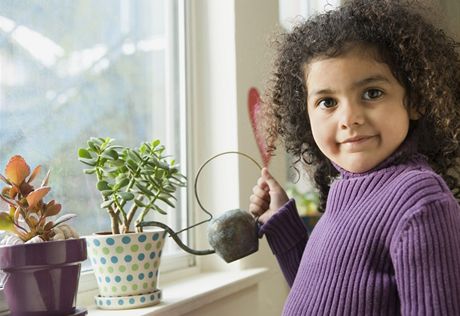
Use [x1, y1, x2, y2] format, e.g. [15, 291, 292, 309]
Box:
[0, 0, 195, 312]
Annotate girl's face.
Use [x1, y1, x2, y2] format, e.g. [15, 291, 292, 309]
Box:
[305, 47, 410, 173]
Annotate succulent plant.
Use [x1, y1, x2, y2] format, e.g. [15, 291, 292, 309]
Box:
[78, 137, 187, 234]
[0, 155, 76, 243]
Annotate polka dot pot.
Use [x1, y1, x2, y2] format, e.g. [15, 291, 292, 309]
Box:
[85, 230, 166, 309]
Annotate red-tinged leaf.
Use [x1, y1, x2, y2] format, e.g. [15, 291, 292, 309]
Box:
[40, 170, 51, 187]
[53, 213, 76, 227]
[26, 187, 51, 209]
[5, 155, 30, 186]
[44, 221, 54, 231]
[0, 212, 14, 231]
[27, 165, 42, 184]
[44, 202, 62, 217]
[14, 207, 21, 222]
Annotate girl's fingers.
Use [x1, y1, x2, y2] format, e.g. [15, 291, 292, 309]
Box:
[249, 194, 269, 211]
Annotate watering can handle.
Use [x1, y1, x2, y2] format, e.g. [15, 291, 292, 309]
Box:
[137, 221, 215, 255]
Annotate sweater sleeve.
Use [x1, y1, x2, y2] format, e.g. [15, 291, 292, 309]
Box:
[259, 199, 309, 286]
[391, 196, 460, 315]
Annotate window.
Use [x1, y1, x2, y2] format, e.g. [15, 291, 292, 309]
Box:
[279, 0, 340, 30]
[0, 0, 190, 270]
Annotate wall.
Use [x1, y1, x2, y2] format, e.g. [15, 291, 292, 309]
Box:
[189, 0, 289, 315]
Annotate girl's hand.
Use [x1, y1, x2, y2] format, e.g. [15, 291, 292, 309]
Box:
[249, 167, 289, 224]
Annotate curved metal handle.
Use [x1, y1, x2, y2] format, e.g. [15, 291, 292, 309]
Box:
[137, 221, 215, 255]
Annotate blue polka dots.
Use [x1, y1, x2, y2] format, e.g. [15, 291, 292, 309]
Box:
[122, 236, 131, 244]
[118, 299, 124, 305]
[87, 231, 166, 302]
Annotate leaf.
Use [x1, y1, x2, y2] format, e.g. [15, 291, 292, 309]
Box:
[53, 213, 76, 227]
[113, 178, 129, 191]
[27, 165, 42, 183]
[118, 192, 134, 201]
[0, 212, 14, 231]
[78, 148, 93, 159]
[26, 187, 51, 209]
[78, 157, 98, 167]
[134, 199, 146, 207]
[44, 201, 62, 217]
[153, 204, 167, 215]
[40, 169, 51, 187]
[101, 149, 119, 160]
[101, 190, 114, 197]
[84, 168, 97, 174]
[97, 181, 111, 191]
[135, 183, 152, 195]
[157, 195, 175, 208]
[100, 200, 114, 209]
[5, 155, 30, 186]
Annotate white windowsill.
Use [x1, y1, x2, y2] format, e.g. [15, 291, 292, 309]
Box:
[81, 267, 268, 316]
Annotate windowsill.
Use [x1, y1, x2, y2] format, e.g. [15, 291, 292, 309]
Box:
[81, 267, 268, 316]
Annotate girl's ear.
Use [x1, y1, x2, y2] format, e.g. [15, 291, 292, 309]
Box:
[409, 106, 423, 120]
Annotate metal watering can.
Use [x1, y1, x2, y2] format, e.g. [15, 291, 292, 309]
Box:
[137, 152, 261, 263]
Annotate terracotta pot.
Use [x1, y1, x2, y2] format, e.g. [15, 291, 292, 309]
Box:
[0, 238, 87, 316]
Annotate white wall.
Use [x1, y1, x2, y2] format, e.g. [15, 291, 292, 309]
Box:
[188, 0, 289, 315]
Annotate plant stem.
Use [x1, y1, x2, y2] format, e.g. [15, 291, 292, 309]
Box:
[107, 205, 120, 234]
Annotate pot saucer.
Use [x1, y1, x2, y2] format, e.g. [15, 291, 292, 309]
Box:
[70, 307, 88, 315]
[95, 289, 162, 310]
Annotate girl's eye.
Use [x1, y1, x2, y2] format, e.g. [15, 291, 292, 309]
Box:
[317, 98, 337, 109]
[363, 89, 383, 100]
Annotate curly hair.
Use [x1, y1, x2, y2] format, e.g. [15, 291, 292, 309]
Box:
[263, 0, 460, 211]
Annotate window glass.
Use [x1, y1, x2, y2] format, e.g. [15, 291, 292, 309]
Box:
[0, 0, 187, 262]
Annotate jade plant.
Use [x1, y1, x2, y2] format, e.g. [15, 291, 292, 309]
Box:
[77, 137, 187, 234]
[0, 155, 77, 243]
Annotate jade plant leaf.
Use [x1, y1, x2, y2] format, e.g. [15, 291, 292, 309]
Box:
[0, 212, 14, 231]
[5, 155, 30, 186]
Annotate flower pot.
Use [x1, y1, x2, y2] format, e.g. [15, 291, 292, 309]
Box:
[0, 238, 87, 316]
[85, 229, 166, 309]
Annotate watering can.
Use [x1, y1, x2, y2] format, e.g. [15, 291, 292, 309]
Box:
[137, 152, 261, 263]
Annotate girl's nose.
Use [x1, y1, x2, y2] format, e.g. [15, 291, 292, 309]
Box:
[338, 100, 365, 129]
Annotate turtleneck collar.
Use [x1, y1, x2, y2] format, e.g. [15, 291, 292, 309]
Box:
[332, 135, 427, 179]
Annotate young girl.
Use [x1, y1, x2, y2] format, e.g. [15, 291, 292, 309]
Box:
[249, 0, 460, 315]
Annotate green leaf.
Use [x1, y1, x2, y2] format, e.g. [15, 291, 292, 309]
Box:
[100, 200, 114, 209]
[152, 139, 161, 148]
[134, 199, 146, 207]
[118, 192, 134, 201]
[101, 149, 119, 160]
[84, 168, 97, 174]
[135, 183, 152, 195]
[78, 148, 92, 159]
[78, 157, 98, 166]
[101, 190, 114, 197]
[113, 178, 130, 191]
[153, 204, 167, 215]
[0, 212, 14, 231]
[157, 195, 175, 208]
[97, 181, 111, 191]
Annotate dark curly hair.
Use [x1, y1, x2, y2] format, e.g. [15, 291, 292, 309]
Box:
[263, 0, 460, 211]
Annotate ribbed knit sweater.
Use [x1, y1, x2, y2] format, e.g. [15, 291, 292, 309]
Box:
[260, 152, 460, 315]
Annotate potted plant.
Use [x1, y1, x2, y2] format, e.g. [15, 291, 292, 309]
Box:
[78, 137, 186, 309]
[0, 155, 87, 316]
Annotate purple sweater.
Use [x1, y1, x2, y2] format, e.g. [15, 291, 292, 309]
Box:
[260, 153, 460, 315]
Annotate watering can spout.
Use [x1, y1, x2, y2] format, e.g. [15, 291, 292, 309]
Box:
[137, 209, 259, 263]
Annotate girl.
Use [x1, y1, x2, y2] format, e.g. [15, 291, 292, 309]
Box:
[249, 0, 460, 315]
